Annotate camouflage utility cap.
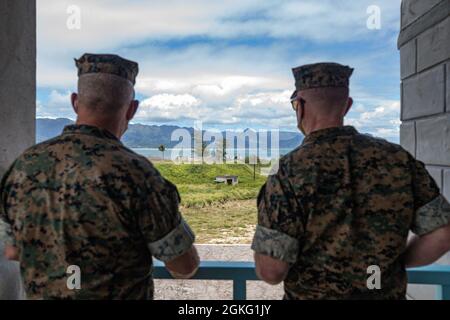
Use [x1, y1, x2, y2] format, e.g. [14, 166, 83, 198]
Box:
[75, 53, 139, 85]
[292, 62, 353, 92]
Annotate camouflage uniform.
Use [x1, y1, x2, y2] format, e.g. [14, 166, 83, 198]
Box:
[0, 54, 196, 300]
[251, 62, 450, 300]
[0, 125, 195, 300]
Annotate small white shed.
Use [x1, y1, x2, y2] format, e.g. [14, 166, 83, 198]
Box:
[214, 175, 239, 185]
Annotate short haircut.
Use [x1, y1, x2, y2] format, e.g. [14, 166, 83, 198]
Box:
[300, 87, 349, 114]
[77, 73, 134, 114]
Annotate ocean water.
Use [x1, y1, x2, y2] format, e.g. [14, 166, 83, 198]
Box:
[131, 148, 294, 159]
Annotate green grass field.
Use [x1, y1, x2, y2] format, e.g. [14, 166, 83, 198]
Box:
[153, 162, 267, 243]
[155, 162, 267, 207]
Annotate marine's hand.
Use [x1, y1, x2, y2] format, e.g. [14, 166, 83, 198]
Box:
[254, 253, 289, 285]
[4, 245, 19, 261]
[165, 245, 200, 279]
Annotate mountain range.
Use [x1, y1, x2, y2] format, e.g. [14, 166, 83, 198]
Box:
[36, 118, 303, 149]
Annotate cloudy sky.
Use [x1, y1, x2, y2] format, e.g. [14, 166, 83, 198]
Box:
[36, 0, 402, 141]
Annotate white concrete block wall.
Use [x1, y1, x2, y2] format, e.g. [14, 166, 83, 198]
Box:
[444, 170, 450, 201]
[400, 121, 416, 156]
[401, 0, 442, 28]
[399, 0, 450, 300]
[417, 17, 450, 72]
[402, 65, 446, 120]
[416, 114, 450, 165]
[426, 166, 444, 189]
[400, 39, 416, 79]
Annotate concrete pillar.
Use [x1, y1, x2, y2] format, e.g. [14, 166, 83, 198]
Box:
[0, 0, 36, 300]
[0, 0, 36, 176]
[399, 0, 450, 300]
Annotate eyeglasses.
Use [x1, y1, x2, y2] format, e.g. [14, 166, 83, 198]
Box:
[290, 97, 300, 111]
[290, 92, 305, 112]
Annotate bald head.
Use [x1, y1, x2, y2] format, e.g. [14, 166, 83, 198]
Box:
[77, 73, 135, 115]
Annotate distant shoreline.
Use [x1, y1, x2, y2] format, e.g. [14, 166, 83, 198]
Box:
[132, 147, 294, 160]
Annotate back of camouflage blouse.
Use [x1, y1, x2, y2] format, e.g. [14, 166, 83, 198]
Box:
[252, 126, 449, 299]
[0, 125, 195, 299]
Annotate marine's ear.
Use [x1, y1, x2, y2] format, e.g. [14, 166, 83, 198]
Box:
[126, 99, 139, 121]
[344, 97, 353, 116]
[71, 93, 79, 114]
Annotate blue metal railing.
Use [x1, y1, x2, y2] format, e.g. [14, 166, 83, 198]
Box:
[154, 261, 450, 300]
[407, 265, 450, 300]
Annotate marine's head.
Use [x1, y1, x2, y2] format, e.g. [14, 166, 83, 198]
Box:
[71, 53, 140, 139]
[290, 62, 354, 135]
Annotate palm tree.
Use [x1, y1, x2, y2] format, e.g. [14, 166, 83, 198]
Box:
[201, 142, 209, 160]
[158, 144, 166, 160]
[215, 138, 227, 163]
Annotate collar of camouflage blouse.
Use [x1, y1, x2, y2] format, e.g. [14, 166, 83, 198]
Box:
[302, 125, 358, 144]
[63, 124, 121, 142]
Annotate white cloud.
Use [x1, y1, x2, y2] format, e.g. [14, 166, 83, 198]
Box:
[37, 0, 401, 49]
[37, 90, 74, 119]
[36, 0, 401, 87]
[135, 94, 202, 122]
[36, 0, 402, 141]
[360, 103, 399, 121]
[141, 94, 201, 109]
[134, 89, 296, 129]
[346, 100, 400, 141]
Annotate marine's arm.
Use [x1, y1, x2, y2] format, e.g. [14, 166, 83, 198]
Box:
[404, 222, 450, 268]
[0, 168, 18, 261]
[148, 218, 199, 279]
[251, 165, 302, 285]
[140, 172, 199, 279]
[405, 157, 450, 268]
